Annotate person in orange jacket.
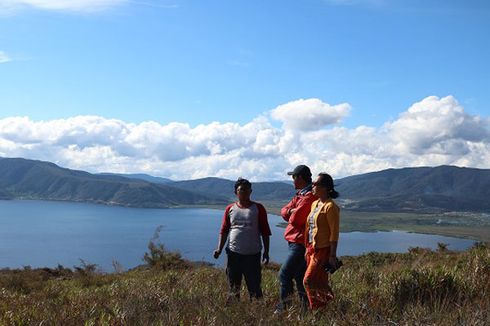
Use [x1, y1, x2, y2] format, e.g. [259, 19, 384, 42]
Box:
[275, 165, 317, 312]
[303, 172, 340, 310]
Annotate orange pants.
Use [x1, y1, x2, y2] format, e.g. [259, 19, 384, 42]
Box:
[303, 245, 334, 310]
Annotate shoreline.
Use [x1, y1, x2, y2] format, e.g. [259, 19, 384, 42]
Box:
[2, 199, 489, 242]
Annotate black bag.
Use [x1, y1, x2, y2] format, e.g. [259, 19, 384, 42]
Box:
[325, 258, 343, 274]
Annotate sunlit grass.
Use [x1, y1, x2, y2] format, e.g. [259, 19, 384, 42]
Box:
[0, 243, 488, 325]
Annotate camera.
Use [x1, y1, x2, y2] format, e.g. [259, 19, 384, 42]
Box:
[324, 258, 343, 274]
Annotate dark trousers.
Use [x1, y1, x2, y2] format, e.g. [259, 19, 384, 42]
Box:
[226, 248, 263, 300]
[278, 242, 308, 308]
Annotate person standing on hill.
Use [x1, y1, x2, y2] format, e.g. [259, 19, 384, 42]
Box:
[275, 165, 317, 312]
[303, 172, 340, 310]
[213, 177, 271, 301]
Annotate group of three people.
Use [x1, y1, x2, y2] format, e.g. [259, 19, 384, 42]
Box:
[213, 164, 340, 311]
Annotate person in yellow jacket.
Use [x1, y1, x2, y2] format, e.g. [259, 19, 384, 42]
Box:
[303, 172, 340, 310]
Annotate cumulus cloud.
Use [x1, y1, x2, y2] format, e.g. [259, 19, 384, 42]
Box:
[0, 51, 11, 63]
[0, 0, 125, 12]
[0, 96, 488, 180]
[271, 98, 351, 131]
[386, 96, 490, 155]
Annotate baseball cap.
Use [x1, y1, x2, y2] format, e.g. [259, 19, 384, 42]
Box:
[287, 165, 312, 178]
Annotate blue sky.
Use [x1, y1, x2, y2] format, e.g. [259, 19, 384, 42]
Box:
[0, 0, 489, 180]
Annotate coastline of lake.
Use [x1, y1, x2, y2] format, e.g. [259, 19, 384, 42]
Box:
[4, 199, 488, 242]
[0, 200, 478, 272]
[195, 202, 490, 242]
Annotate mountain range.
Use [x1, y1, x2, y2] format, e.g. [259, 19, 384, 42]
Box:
[335, 166, 490, 212]
[1, 157, 489, 213]
[0, 158, 225, 207]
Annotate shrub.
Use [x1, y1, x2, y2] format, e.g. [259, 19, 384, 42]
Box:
[143, 241, 188, 270]
[437, 242, 448, 252]
[0, 265, 72, 294]
[392, 267, 463, 311]
[143, 226, 189, 270]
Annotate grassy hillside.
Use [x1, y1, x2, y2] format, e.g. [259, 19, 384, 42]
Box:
[2, 157, 490, 212]
[1, 243, 488, 325]
[172, 177, 294, 202]
[336, 165, 490, 212]
[0, 158, 226, 207]
[99, 173, 174, 185]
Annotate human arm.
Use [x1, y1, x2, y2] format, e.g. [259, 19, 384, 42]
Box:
[262, 235, 270, 264]
[280, 197, 296, 221]
[214, 231, 229, 259]
[328, 241, 338, 268]
[326, 204, 340, 267]
[257, 203, 271, 264]
[213, 205, 232, 259]
[288, 194, 316, 229]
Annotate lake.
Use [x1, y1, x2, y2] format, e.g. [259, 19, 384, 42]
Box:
[0, 200, 475, 271]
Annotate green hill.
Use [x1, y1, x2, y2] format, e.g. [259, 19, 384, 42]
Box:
[336, 165, 490, 212]
[172, 177, 294, 201]
[98, 172, 174, 184]
[171, 165, 490, 212]
[1, 157, 489, 212]
[0, 157, 226, 207]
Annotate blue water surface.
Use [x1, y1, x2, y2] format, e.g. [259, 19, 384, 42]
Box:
[0, 200, 475, 271]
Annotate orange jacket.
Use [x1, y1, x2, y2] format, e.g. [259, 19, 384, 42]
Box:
[304, 199, 340, 249]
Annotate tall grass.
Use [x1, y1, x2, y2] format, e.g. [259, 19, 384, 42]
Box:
[0, 243, 488, 325]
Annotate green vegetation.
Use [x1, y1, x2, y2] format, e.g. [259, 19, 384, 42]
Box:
[1, 243, 488, 325]
[338, 210, 490, 242]
[3, 157, 490, 213]
[335, 165, 490, 212]
[268, 204, 490, 242]
[0, 158, 227, 208]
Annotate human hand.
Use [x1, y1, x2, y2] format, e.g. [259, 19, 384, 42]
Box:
[213, 249, 221, 259]
[262, 252, 269, 265]
[325, 256, 343, 274]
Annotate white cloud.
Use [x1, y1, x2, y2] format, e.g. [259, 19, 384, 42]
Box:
[271, 98, 351, 131]
[0, 0, 126, 12]
[0, 96, 488, 181]
[386, 96, 490, 155]
[0, 51, 11, 63]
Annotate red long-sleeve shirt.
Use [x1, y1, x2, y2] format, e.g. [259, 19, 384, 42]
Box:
[281, 190, 317, 244]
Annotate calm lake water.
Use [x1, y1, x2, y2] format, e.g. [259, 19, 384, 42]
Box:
[0, 200, 475, 271]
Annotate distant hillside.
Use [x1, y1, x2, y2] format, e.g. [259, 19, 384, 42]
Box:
[0, 158, 226, 208]
[336, 166, 490, 212]
[0, 188, 12, 200]
[99, 173, 174, 184]
[1, 157, 489, 212]
[172, 177, 294, 202]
